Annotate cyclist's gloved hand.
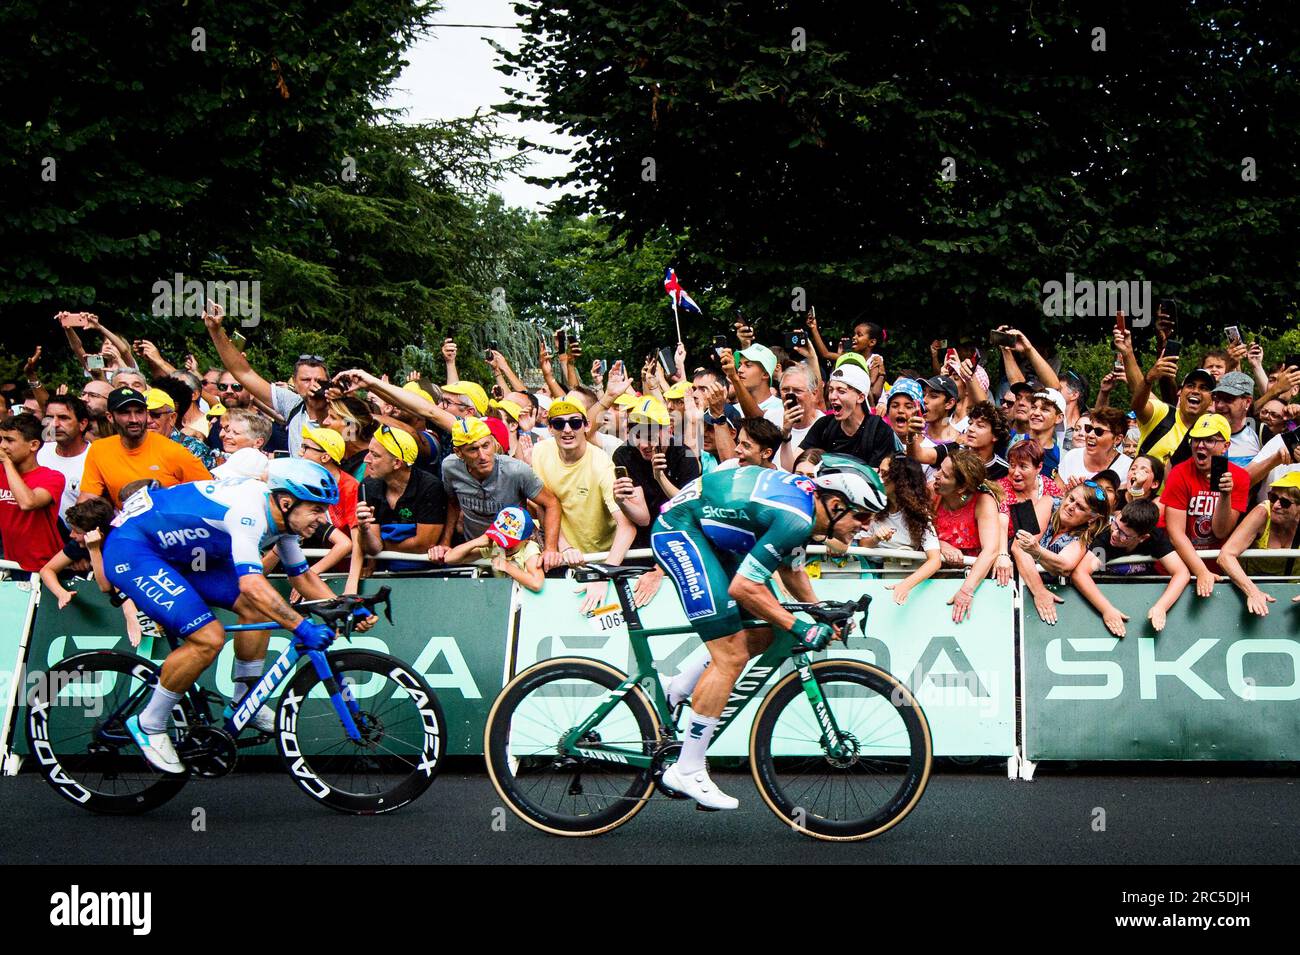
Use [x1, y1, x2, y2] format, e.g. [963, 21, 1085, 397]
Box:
[293, 618, 335, 651]
[791, 619, 835, 652]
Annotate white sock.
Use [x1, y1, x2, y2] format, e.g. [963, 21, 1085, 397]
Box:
[231, 658, 263, 702]
[139, 684, 184, 735]
[668, 654, 710, 708]
[676, 715, 719, 774]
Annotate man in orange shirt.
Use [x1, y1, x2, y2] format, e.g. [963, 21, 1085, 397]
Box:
[79, 388, 211, 507]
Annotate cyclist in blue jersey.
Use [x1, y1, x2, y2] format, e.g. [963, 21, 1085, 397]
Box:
[652, 456, 887, 808]
[98, 459, 377, 774]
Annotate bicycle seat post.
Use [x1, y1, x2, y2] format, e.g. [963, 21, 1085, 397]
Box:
[611, 574, 643, 632]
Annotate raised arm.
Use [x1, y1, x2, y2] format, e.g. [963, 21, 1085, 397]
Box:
[84, 314, 139, 370]
[203, 302, 274, 408]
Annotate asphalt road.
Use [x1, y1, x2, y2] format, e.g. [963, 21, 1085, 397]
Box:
[3, 763, 1297, 864]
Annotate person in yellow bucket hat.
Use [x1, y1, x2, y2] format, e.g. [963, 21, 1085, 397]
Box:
[1161, 412, 1250, 596]
[286, 425, 365, 592]
[1216, 469, 1300, 606]
[443, 381, 489, 416]
[356, 423, 447, 563]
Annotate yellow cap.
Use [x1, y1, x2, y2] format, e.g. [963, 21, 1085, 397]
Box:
[490, 398, 523, 422]
[145, 388, 175, 411]
[628, 396, 671, 426]
[443, 381, 489, 415]
[613, 393, 641, 408]
[663, 381, 690, 400]
[451, 416, 493, 447]
[402, 381, 435, 405]
[1188, 413, 1231, 442]
[374, 425, 419, 465]
[302, 426, 345, 463]
[1270, 470, 1300, 490]
[205, 403, 228, 417]
[547, 400, 587, 421]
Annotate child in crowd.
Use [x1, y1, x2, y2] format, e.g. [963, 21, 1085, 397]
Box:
[433, 506, 544, 592]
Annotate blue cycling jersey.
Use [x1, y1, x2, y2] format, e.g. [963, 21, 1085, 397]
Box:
[112, 479, 309, 578]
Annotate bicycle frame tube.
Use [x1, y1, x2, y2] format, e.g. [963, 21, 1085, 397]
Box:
[221, 640, 363, 742]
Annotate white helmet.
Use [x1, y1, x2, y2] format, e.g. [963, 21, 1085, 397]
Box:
[811, 454, 888, 513]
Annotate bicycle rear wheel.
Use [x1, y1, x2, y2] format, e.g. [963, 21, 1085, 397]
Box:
[750, 660, 932, 841]
[484, 658, 660, 836]
[26, 650, 190, 814]
[276, 649, 444, 814]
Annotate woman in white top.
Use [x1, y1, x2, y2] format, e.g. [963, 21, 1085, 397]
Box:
[862, 455, 942, 605]
[1055, 406, 1132, 486]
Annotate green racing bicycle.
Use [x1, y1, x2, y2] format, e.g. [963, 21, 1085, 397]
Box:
[485, 564, 933, 841]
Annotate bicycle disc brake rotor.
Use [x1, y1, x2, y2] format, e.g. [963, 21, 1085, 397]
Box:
[824, 732, 861, 769]
[180, 725, 239, 777]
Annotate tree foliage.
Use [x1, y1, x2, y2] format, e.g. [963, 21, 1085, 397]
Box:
[499, 0, 1300, 349]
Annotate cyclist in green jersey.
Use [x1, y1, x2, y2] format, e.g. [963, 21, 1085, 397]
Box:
[650, 455, 887, 808]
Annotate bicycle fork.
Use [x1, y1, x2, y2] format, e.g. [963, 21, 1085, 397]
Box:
[792, 653, 851, 761]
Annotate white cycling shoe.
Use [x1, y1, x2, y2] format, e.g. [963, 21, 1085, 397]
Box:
[125, 715, 186, 775]
[661, 763, 739, 811]
[240, 703, 275, 734]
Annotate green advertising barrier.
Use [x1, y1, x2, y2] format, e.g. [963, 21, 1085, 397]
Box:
[0, 576, 38, 769]
[8, 576, 512, 758]
[1023, 582, 1300, 760]
[512, 574, 1016, 757]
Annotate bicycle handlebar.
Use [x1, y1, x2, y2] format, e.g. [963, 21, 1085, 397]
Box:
[780, 594, 871, 635]
[297, 586, 394, 631]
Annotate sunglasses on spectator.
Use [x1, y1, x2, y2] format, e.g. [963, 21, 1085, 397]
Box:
[1268, 493, 1296, 509]
[1082, 424, 1111, 436]
[216, 382, 243, 391]
[1079, 480, 1107, 503]
[297, 354, 326, 364]
[549, 416, 586, 431]
[147, 409, 172, 419]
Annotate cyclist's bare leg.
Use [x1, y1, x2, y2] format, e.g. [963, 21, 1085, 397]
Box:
[689, 630, 754, 718]
[157, 620, 227, 693]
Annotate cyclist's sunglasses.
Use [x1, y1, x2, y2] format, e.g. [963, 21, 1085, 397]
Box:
[549, 416, 586, 431]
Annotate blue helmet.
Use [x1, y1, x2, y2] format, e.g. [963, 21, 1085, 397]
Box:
[266, 458, 339, 506]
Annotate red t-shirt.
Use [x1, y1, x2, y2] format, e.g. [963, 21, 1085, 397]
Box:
[1159, 459, 1250, 550]
[330, 470, 359, 532]
[0, 464, 66, 572]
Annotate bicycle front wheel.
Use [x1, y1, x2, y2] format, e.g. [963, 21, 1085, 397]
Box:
[276, 649, 445, 814]
[26, 650, 190, 814]
[484, 658, 660, 836]
[750, 660, 932, 841]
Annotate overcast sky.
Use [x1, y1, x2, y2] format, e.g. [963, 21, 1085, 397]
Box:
[381, 0, 577, 211]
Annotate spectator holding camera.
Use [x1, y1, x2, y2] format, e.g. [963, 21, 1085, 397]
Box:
[801, 364, 895, 467]
[1210, 371, 1261, 465]
[1117, 325, 1215, 468]
[205, 301, 329, 457]
[775, 365, 824, 468]
[1160, 414, 1250, 597]
[612, 398, 700, 545]
[1070, 498, 1190, 636]
[1012, 480, 1111, 625]
[997, 438, 1062, 530]
[1216, 472, 1300, 615]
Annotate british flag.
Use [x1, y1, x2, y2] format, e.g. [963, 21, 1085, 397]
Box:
[663, 268, 702, 314]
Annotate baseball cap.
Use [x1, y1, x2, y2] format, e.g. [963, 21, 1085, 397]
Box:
[534, 392, 553, 413]
[490, 398, 523, 422]
[443, 381, 489, 415]
[835, 352, 871, 374]
[1188, 413, 1231, 442]
[1033, 388, 1067, 415]
[1181, 368, 1216, 390]
[1211, 371, 1255, 398]
[374, 425, 419, 465]
[628, 396, 671, 426]
[829, 364, 872, 397]
[403, 381, 436, 406]
[663, 381, 690, 400]
[451, 416, 492, 447]
[107, 387, 147, 412]
[737, 344, 778, 380]
[485, 506, 535, 549]
[613, 393, 641, 409]
[1270, 470, 1300, 490]
[547, 400, 587, 421]
[1008, 381, 1036, 396]
[205, 403, 228, 418]
[302, 426, 345, 463]
[484, 416, 510, 451]
[887, 377, 925, 409]
[145, 388, 175, 412]
[923, 375, 959, 401]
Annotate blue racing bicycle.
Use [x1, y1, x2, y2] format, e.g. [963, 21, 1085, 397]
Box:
[26, 587, 445, 815]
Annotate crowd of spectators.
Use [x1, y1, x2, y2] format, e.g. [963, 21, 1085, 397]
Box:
[3, 301, 1298, 639]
